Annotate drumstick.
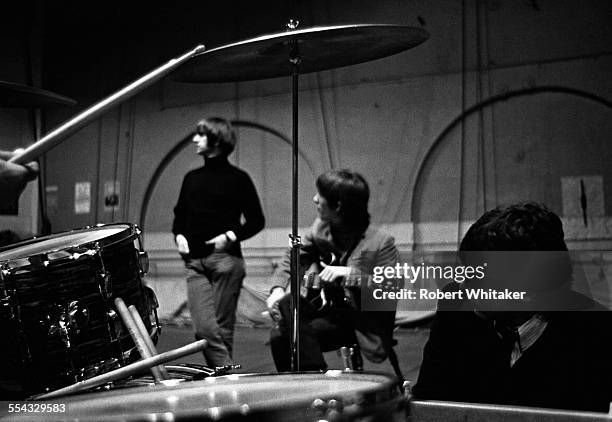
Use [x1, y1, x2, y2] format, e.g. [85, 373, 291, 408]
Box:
[128, 304, 169, 379]
[37, 340, 207, 400]
[114, 298, 164, 383]
[8, 44, 205, 165]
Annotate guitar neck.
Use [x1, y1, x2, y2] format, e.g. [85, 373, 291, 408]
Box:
[304, 272, 365, 289]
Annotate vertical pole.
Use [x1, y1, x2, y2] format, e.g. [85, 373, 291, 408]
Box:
[287, 18, 302, 371]
[289, 51, 301, 372]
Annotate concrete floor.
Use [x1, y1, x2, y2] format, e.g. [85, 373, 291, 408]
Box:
[156, 324, 430, 383]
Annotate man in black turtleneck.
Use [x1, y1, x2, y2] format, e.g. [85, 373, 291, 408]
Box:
[173, 117, 265, 367]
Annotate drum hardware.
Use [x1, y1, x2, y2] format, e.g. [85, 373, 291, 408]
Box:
[214, 364, 242, 376]
[164, 363, 241, 379]
[68, 248, 98, 261]
[0, 270, 13, 320]
[40, 300, 90, 349]
[75, 364, 102, 384]
[134, 225, 143, 243]
[24, 254, 48, 268]
[37, 339, 208, 399]
[75, 358, 121, 383]
[311, 397, 345, 421]
[98, 271, 112, 298]
[95, 239, 116, 343]
[338, 345, 363, 374]
[93, 241, 112, 299]
[105, 308, 122, 342]
[0, 291, 15, 320]
[402, 380, 412, 399]
[75, 365, 100, 384]
[145, 286, 162, 338]
[133, 225, 149, 275]
[340, 347, 352, 371]
[0, 296, 11, 314]
[137, 251, 149, 275]
[102, 282, 120, 344]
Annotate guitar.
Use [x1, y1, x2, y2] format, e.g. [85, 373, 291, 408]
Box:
[302, 253, 357, 310]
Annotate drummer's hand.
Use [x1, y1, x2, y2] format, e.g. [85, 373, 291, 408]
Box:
[175, 234, 190, 254]
[266, 287, 285, 322]
[319, 262, 353, 283]
[0, 150, 39, 204]
[205, 231, 235, 251]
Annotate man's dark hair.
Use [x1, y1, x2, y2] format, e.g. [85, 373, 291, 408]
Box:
[316, 169, 370, 230]
[196, 117, 237, 156]
[460, 202, 568, 252]
[459, 201, 572, 287]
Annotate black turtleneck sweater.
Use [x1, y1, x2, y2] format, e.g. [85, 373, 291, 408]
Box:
[172, 156, 265, 259]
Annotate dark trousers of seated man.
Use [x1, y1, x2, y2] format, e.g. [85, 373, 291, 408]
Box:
[270, 292, 359, 372]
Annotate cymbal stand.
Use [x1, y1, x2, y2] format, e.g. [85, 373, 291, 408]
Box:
[287, 18, 302, 372]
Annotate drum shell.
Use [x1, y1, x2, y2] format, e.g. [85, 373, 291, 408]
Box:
[0, 224, 154, 398]
[21, 372, 406, 421]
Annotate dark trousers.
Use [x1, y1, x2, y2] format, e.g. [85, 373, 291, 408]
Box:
[269, 293, 358, 371]
[185, 252, 245, 367]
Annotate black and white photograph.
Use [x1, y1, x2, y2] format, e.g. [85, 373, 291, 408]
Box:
[1, 1, 611, 420]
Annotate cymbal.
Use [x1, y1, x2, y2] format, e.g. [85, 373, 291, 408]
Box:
[0, 81, 76, 108]
[173, 24, 429, 83]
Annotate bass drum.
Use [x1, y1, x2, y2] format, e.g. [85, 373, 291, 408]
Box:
[30, 372, 406, 421]
[0, 223, 157, 398]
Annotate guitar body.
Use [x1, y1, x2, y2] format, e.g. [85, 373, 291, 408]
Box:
[302, 254, 350, 311]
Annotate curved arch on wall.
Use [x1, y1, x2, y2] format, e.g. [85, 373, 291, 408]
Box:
[409, 85, 612, 248]
[138, 119, 314, 240]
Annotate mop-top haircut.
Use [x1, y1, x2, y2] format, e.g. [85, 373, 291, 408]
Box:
[316, 169, 371, 231]
[196, 117, 237, 156]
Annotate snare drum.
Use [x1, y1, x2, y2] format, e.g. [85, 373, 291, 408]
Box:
[0, 224, 156, 398]
[30, 372, 406, 421]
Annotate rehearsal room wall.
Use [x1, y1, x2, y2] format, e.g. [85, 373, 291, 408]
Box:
[28, 0, 612, 320]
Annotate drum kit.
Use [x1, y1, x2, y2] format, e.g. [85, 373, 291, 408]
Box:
[1, 20, 428, 420]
